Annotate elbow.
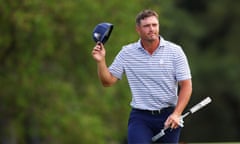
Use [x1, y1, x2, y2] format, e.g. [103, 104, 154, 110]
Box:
[102, 81, 113, 87]
[100, 79, 115, 87]
[188, 80, 193, 93]
[99, 74, 117, 87]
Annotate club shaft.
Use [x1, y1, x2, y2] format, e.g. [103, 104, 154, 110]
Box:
[151, 111, 190, 142]
[152, 97, 212, 142]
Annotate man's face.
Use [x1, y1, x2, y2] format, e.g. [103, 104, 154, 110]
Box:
[136, 16, 159, 42]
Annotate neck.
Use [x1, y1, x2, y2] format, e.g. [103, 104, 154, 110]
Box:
[141, 39, 160, 55]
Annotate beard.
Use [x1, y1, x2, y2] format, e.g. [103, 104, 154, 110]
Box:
[145, 33, 158, 42]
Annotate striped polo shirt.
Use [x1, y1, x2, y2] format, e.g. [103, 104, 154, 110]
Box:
[109, 36, 191, 110]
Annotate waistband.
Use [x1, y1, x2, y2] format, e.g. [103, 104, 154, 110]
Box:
[132, 107, 174, 115]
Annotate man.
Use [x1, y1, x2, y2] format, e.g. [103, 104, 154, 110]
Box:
[92, 9, 192, 144]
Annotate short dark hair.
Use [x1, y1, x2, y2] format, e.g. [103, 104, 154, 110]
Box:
[135, 9, 159, 25]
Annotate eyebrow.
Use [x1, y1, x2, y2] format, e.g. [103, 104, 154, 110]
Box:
[142, 22, 158, 27]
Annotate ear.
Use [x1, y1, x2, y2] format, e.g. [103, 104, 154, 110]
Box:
[135, 25, 140, 35]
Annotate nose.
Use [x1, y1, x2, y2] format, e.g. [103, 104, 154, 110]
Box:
[149, 25, 154, 30]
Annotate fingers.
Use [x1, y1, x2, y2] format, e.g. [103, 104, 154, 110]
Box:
[164, 114, 184, 129]
[164, 119, 178, 129]
[92, 42, 106, 62]
[92, 42, 104, 55]
[179, 117, 184, 127]
[93, 42, 103, 51]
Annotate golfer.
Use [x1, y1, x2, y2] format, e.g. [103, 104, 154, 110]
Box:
[92, 9, 192, 144]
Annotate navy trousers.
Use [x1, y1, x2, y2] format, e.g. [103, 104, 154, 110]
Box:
[128, 107, 181, 144]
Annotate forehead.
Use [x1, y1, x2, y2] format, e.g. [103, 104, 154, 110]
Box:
[139, 16, 159, 25]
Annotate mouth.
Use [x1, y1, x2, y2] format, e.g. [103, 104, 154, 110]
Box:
[149, 32, 157, 35]
[148, 33, 157, 38]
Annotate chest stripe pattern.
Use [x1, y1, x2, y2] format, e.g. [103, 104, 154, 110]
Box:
[109, 37, 191, 110]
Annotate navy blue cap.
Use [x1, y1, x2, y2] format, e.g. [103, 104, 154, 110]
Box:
[92, 22, 113, 44]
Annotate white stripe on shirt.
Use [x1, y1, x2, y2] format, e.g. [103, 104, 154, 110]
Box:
[109, 36, 191, 110]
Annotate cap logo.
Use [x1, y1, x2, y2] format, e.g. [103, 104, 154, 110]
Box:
[93, 32, 101, 41]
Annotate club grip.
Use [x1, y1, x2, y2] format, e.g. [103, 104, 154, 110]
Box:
[190, 97, 212, 113]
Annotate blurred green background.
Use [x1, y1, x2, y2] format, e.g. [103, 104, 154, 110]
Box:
[0, 0, 239, 143]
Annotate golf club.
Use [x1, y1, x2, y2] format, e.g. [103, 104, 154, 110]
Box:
[152, 97, 212, 142]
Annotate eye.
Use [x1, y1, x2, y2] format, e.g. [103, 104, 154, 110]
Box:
[152, 23, 158, 27]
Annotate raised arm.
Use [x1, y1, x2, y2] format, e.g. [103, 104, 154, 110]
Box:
[92, 42, 118, 87]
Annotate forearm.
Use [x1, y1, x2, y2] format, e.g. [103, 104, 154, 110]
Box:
[173, 79, 192, 115]
[164, 79, 192, 129]
[97, 59, 117, 87]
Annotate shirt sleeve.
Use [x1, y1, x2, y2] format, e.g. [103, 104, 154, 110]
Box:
[108, 49, 125, 80]
[174, 46, 192, 81]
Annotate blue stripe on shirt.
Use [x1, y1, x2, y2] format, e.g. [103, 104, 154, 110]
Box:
[109, 36, 191, 110]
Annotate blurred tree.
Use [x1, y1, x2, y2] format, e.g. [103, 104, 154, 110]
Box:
[0, 0, 109, 143]
[175, 0, 240, 142]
